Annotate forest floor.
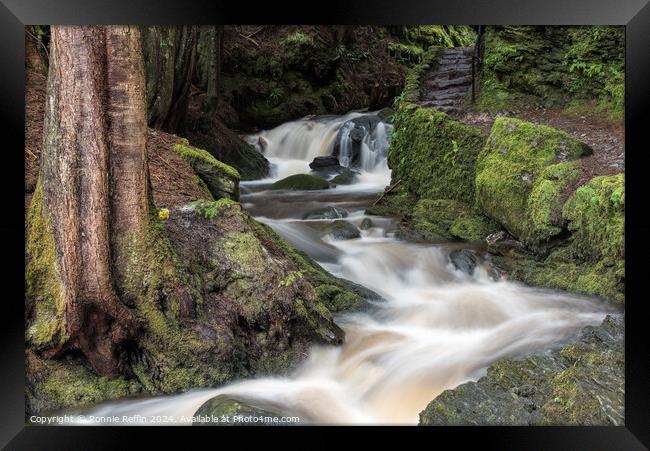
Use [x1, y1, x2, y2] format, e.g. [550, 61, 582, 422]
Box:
[457, 106, 625, 189]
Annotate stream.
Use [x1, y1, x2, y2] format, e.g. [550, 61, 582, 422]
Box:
[67, 111, 613, 425]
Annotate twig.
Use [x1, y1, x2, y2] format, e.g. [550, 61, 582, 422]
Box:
[371, 179, 402, 206]
[245, 26, 266, 39]
[25, 27, 49, 61]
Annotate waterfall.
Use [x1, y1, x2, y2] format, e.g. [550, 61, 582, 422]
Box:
[244, 111, 393, 180]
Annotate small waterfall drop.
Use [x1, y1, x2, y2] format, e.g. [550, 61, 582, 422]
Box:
[244, 111, 393, 181]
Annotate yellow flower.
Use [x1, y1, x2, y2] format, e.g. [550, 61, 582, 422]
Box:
[158, 208, 170, 220]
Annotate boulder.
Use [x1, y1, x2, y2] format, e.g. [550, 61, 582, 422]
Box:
[310, 220, 361, 240]
[448, 249, 480, 276]
[173, 143, 240, 201]
[309, 156, 341, 170]
[302, 206, 348, 220]
[331, 114, 382, 167]
[359, 218, 374, 230]
[330, 168, 359, 185]
[419, 315, 624, 426]
[271, 174, 329, 191]
[476, 117, 592, 247]
[193, 395, 292, 426]
[485, 230, 526, 256]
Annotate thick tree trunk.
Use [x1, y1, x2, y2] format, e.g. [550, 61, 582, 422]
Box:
[38, 25, 149, 377]
[144, 26, 198, 133]
[105, 26, 150, 295]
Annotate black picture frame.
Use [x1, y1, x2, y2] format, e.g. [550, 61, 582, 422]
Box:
[1, 0, 648, 448]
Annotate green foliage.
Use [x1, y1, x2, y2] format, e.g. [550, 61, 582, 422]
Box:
[562, 174, 624, 264]
[283, 31, 313, 47]
[478, 26, 624, 121]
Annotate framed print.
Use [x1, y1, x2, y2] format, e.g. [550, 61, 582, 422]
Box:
[1, 0, 649, 448]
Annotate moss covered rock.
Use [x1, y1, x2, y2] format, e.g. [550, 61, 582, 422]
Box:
[173, 142, 240, 201]
[476, 117, 591, 248]
[419, 315, 624, 426]
[271, 174, 329, 191]
[412, 199, 499, 243]
[26, 350, 144, 417]
[193, 395, 291, 426]
[504, 174, 624, 304]
[388, 104, 486, 204]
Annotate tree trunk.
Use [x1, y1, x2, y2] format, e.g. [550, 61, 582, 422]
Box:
[144, 26, 198, 133]
[38, 25, 149, 377]
[105, 26, 151, 296]
[196, 25, 223, 117]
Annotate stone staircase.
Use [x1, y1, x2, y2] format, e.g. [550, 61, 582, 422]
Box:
[419, 46, 475, 115]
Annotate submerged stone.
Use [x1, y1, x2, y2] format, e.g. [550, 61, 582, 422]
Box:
[302, 206, 349, 220]
[310, 220, 361, 240]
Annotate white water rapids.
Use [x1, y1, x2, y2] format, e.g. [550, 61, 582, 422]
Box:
[68, 112, 613, 425]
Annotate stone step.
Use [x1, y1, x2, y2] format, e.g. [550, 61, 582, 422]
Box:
[435, 64, 472, 74]
[421, 98, 457, 107]
[422, 88, 469, 101]
[423, 75, 472, 89]
[437, 58, 473, 66]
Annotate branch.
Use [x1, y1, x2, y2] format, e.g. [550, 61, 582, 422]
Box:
[371, 179, 402, 206]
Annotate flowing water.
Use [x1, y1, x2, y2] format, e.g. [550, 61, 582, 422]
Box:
[68, 112, 614, 425]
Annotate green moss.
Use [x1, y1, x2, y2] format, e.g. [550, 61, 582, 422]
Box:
[476, 117, 590, 241]
[562, 174, 624, 264]
[366, 185, 417, 217]
[525, 161, 581, 247]
[31, 358, 142, 415]
[25, 182, 67, 350]
[247, 217, 369, 311]
[271, 174, 329, 191]
[315, 284, 359, 312]
[388, 104, 486, 204]
[449, 212, 501, 242]
[190, 198, 238, 219]
[478, 26, 624, 121]
[119, 213, 230, 393]
[173, 143, 240, 201]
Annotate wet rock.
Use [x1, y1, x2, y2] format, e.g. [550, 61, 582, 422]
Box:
[419, 315, 624, 426]
[330, 168, 359, 185]
[309, 156, 341, 170]
[311, 220, 361, 240]
[193, 395, 292, 426]
[302, 206, 348, 220]
[485, 230, 526, 256]
[332, 113, 382, 167]
[271, 174, 329, 191]
[360, 218, 374, 230]
[448, 249, 479, 276]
